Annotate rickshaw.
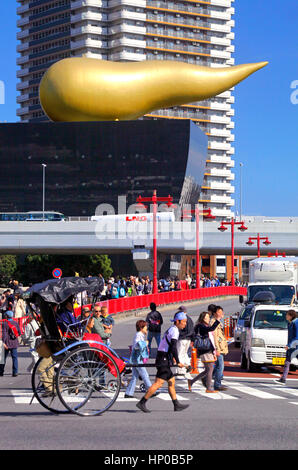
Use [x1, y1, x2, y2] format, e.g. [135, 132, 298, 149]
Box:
[23, 276, 127, 417]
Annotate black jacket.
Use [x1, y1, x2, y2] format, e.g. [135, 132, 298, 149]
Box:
[146, 309, 163, 333]
[194, 319, 220, 338]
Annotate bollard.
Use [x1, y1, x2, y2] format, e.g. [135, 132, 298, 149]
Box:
[190, 347, 198, 374]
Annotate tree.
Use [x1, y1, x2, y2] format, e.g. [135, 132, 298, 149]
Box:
[15, 254, 113, 285]
[0, 255, 17, 286]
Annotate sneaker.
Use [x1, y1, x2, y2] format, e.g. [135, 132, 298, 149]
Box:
[214, 386, 228, 391]
[12, 374, 18, 377]
[174, 401, 189, 412]
[274, 378, 286, 385]
[124, 394, 134, 398]
[206, 389, 219, 394]
[136, 400, 151, 413]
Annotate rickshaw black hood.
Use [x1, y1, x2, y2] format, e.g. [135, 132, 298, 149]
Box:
[23, 276, 104, 304]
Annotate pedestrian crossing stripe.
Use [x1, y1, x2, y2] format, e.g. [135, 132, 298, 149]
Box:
[223, 381, 286, 399]
[10, 381, 298, 405]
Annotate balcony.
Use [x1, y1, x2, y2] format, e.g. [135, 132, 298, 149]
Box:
[17, 106, 29, 116]
[17, 3, 29, 15]
[17, 55, 29, 66]
[110, 38, 146, 49]
[210, 36, 230, 46]
[71, 25, 107, 36]
[210, 194, 234, 205]
[71, 12, 107, 24]
[210, 49, 231, 59]
[208, 141, 232, 151]
[109, 10, 146, 22]
[17, 93, 29, 103]
[210, 10, 231, 21]
[71, 0, 107, 8]
[208, 181, 235, 193]
[109, 0, 146, 6]
[209, 23, 231, 34]
[17, 29, 30, 40]
[109, 51, 146, 61]
[17, 68, 30, 78]
[17, 80, 29, 91]
[17, 16, 30, 28]
[110, 24, 146, 35]
[71, 38, 108, 50]
[17, 42, 29, 53]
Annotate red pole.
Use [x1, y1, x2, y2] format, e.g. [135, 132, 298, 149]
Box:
[231, 218, 235, 287]
[153, 190, 158, 294]
[196, 205, 200, 288]
[257, 233, 260, 258]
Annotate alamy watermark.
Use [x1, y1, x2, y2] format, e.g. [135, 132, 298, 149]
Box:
[0, 80, 4, 105]
[290, 80, 298, 105]
[93, 196, 205, 250]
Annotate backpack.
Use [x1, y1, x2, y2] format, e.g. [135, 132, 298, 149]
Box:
[7, 321, 20, 341]
[119, 287, 126, 297]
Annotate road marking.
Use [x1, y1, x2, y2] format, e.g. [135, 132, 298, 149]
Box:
[157, 393, 188, 401]
[11, 390, 38, 404]
[289, 402, 298, 406]
[262, 383, 298, 398]
[224, 381, 286, 399]
[178, 382, 238, 400]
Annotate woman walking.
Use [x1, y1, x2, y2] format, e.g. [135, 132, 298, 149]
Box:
[188, 311, 221, 393]
[275, 309, 298, 385]
[125, 320, 154, 398]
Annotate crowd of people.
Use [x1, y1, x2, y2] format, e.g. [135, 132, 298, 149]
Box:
[74, 274, 247, 304]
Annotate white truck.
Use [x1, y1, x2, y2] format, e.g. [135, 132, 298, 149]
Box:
[239, 257, 298, 371]
[241, 257, 298, 305]
[240, 303, 298, 372]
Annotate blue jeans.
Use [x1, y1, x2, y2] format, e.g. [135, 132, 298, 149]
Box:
[125, 366, 152, 397]
[147, 331, 161, 356]
[213, 354, 224, 389]
[0, 348, 18, 375]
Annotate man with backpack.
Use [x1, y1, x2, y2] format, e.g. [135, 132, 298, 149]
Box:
[136, 311, 189, 413]
[0, 311, 21, 377]
[146, 302, 163, 357]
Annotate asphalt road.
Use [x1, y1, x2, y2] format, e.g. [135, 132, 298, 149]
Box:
[0, 297, 297, 452]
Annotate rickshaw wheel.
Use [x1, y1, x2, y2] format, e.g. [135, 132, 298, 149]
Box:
[31, 357, 71, 414]
[55, 346, 121, 416]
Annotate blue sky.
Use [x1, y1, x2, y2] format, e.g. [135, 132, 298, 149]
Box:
[0, 0, 297, 216]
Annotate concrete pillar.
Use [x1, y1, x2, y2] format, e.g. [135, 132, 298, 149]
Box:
[132, 248, 166, 279]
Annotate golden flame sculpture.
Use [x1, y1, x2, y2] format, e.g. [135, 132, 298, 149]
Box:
[39, 58, 268, 122]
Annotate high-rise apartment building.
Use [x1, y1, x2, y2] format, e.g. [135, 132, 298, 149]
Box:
[17, 0, 235, 218]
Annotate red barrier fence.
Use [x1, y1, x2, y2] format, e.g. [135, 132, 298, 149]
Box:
[74, 286, 247, 316]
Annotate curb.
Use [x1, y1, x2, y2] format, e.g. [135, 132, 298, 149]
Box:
[113, 295, 240, 323]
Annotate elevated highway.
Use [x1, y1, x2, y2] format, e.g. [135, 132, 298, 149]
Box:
[0, 216, 297, 256]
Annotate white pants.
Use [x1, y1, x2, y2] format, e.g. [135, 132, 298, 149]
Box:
[176, 339, 192, 380]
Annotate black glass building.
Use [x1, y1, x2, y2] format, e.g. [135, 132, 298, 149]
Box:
[0, 120, 207, 216]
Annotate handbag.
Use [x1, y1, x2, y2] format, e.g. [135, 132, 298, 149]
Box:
[193, 334, 212, 355]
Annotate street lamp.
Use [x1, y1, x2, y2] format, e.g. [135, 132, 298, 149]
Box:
[136, 190, 174, 294]
[42, 163, 47, 222]
[183, 206, 215, 288]
[246, 233, 271, 258]
[218, 218, 248, 287]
